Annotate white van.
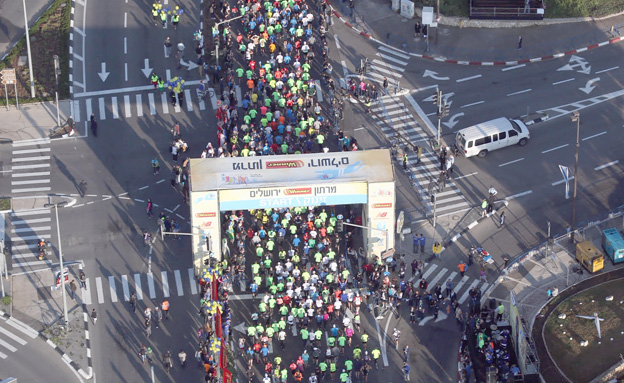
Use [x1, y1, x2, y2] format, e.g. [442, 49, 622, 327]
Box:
[455, 117, 530, 158]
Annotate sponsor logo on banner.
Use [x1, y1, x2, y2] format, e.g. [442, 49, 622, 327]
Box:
[266, 160, 305, 169]
[196, 212, 217, 218]
[372, 203, 393, 208]
[376, 212, 388, 218]
[284, 187, 312, 196]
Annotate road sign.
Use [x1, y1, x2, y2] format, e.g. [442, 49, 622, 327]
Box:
[55, 267, 69, 287]
[1, 69, 16, 85]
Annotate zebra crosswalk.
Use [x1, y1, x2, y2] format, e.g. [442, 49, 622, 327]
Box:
[10, 139, 52, 195]
[409, 262, 492, 306]
[9, 209, 53, 269]
[369, 45, 409, 87]
[0, 313, 38, 359]
[81, 268, 199, 305]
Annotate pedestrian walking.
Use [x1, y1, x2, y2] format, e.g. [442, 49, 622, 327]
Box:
[69, 279, 77, 300]
[146, 318, 152, 337]
[78, 180, 88, 198]
[432, 241, 442, 259]
[402, 345, 410, 362]
[79, 270, 86, 289]
[499, 211, 505, 227]
[414, 22, 421, 37]
[164, 36, 172, 57]
[503, 256, 509, 268]
[481, 199, 488, 217]
[457, 260, 466, 277]
[178, 91, 185, 108]
[90, 114, 97, 137]
[154, 307, 161, 329]
[445, 278, 453, 298]
[496, 302, 505, 322]
[383, 77, 388, 95]
[415, 145, 422, 164]
[402, 362, 410, 381]
[438, 170, 446, 192]
[402, 153, 408, 170]
[518, 35, 523, 49]
[91, 309, 98, 324]
[152, 158, 160, 175]
[162, 299, 170, 319]
[412, 234, 420, 253]
[147, 198, 154, 219]
[480, 267, 487, 283]
[419, 234, 425, 253]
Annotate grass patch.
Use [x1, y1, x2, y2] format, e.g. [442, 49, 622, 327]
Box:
[0, 198, 10, 211]
[543, 279, 624, 382]
[0, 295, 11, 306]
[434, 0, 624, 18]
[0, 0, 71, 105]
[544, 0, 624, 18]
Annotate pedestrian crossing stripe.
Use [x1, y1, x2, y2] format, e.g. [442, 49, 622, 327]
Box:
[0, 317, 37, 358]
[82, 269, 199, 306]
[378, 45, 411, 60]
[371, 59, 405, 72]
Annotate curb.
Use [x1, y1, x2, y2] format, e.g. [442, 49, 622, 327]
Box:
[330, 8, 624, 66]
[39, 303, 93, 380]
[441, 201, 509, 253]
[524, 115, 549, 126]
[68, 0, 75, 98]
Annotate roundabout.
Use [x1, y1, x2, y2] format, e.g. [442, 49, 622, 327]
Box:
[533, 271, 624, 382]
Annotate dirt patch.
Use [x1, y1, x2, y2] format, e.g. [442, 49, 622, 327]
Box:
[0, 0, 71, 104]
[542, 279, 624, 382]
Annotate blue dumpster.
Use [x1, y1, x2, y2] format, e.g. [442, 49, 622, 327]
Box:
[602, 228, 624, 264]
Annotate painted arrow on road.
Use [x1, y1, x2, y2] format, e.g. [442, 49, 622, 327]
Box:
[579, 77, 600, 94]
[233, 322, 247, 333]
[423, 69, 449, 81]
[141, 59, 153, 78]
[98, 62, 110, 82]
[557, 55, 591, 74]
[418, 311, 448, 326]
[180, 59, 199, 71]
[442, 112, 465, 129]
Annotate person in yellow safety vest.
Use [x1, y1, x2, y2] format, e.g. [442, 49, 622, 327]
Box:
[151, 73, 159, 88]
[157, 77, 165, 92]
[160, 8, 168, 27]
[151, 3, 160, 25]
[171, 11, 180, 30]
[162, 299, 170, 319]
[432, 241, 442, 260]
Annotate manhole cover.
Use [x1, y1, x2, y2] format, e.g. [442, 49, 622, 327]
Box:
[17, 56, 27, 66]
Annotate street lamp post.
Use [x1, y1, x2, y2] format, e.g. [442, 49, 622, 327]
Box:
[570, 111, 580, 243]
[53, 55, 60, 127]
[213, 15, 244, 66]
[44, 201, 69, 326]
[22, 0, 36, 98]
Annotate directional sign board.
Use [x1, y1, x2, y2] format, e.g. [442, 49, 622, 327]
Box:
[1, 69, 16, 85]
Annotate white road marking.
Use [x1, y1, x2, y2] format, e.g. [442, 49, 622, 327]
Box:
[136, 94, 143, 117]
[98, 97, 106, 120]
[459, 280, 480, 304]
[124, 12, 127, 28]
[10, 210, 49, 217]
[5, 318, 37, 339]
[11, 187, 51, 193]
[505, 190, 533, 200]
[582, 131, 606, 141]
[111, 96, 119, 119]
[161, 92, 169, 114]
[11, 217, 51, 225]
[499, 158, 524, 167]
[460, 101, 484, 108]
[456, 74, 482, 83]
[421, 264, 438, 280]
[315, 80, 323, 102]
[124, 37, 127, 54]
[72, 100, 81, 122]
[12, 156, 50, 162]
[0, 337, 18, 352]
[147, 93, 155, 115]
[174, 269, 183, 296]
[124, 63, 128, 82]
[507, 89, 532, 96]
[371, 59, 405, 72]
[595, 160, 619, 171]
[552, 176, 574, 186]
[108, 276, 118, 302]
[11, 179, 50, 185]
[12, 148, 50, 155]
[12, 171, 50, 178]
[147, 272, 156, 299]
[11, 226, 51, 233]
[376, 53, 408, 66]
[428, 267, 449, 290]
[209, 88, 218, 109]
[185, 89, 193, 111]
[341, 60, 349, 77]
[542, 144, 569, 153]
[501, 64, 525, 71]
[124, 95, 131, 117]
[188, 268, 198, 294]
[595, 66, 618, 74]
[121, 274, 130, 301]
[134, 273, 143, 300]
[96, 277, 105, 304]
[0, 326, 27, 345]
[454, 172, 478, 180]
[378, 45, 410, 59]
[441, 271, 458, 293]
[333, 34, 341, 50]
[553, 78, 575, 85]
[82, 278, 92, 305]
[162, 271, 170, 297]
[84, 98, 92, 122]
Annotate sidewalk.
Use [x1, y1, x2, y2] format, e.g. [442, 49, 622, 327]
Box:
[331, 0, 624, 65]
[0, 100, 71, 142]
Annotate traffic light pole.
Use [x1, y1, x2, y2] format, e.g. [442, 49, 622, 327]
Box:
[213, 15, 244, 66]
[436, 89, 442, 148]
